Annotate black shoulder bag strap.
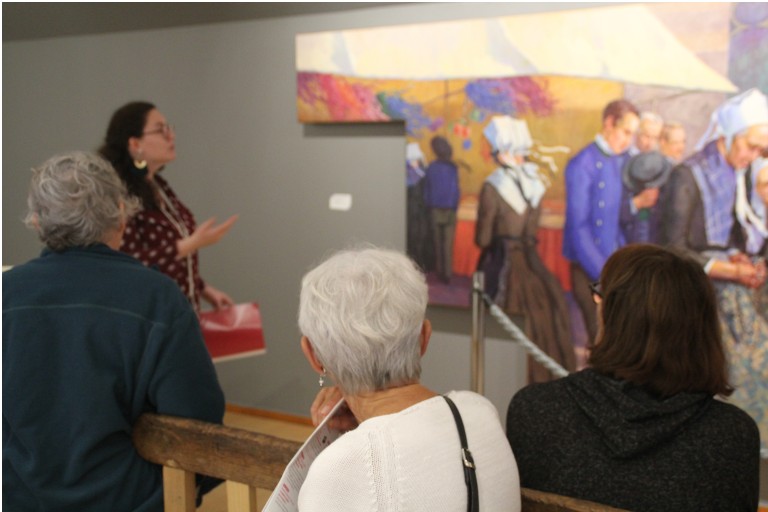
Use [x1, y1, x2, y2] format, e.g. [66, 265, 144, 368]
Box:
[443, 395, 479, 512]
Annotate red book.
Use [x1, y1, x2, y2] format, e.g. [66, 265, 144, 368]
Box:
[198, 302, 267, 362]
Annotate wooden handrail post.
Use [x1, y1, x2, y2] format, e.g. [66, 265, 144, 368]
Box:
[226, 481, 258, 512]
[163, 466, 195, 512]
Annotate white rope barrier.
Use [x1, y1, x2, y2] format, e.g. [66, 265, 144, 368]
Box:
[477, 289, 569, 379]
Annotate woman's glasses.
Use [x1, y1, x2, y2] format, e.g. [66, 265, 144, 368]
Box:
[142, 123, 174, 138]
[589, 281, 603, 300]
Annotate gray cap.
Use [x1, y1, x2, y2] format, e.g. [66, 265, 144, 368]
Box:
[622, 151, 673, 192]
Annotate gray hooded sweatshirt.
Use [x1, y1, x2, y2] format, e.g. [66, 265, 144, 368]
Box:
[506, 369, 759, 511]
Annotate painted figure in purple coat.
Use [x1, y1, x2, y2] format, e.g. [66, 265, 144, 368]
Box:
[563, 99, 654, 343]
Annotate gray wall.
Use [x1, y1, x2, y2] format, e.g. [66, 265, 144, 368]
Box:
[3, 2, 593, 420]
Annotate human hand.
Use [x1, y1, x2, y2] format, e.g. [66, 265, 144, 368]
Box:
[310, 386, 358, 432]
[202, 285, 235, 309]
[632, 188, 659, 210]
[728, 252, 751, 265]
[186, 215, 239, 254]
[734, 261, 766, 289]
[754, 259, 767, 286]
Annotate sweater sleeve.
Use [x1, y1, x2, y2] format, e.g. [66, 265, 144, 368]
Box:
[659, 166, 710, 268]
[142, 305, 224, 424]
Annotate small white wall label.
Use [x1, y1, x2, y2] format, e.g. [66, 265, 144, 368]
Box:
[329, 193, 352, 211]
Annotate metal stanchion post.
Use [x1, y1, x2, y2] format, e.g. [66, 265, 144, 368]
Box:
[471, 272, 486, 394]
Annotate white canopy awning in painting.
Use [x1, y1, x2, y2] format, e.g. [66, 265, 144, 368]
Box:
[296, 4, 737, 93]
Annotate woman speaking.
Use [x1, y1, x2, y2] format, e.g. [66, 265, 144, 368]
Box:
[99, 101, 238, 310]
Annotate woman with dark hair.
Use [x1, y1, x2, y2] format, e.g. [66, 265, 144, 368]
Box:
[506, 244, 759, 512]
[99, 101, 237, 310]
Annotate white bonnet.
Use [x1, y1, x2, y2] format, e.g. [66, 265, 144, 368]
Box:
[406, 142, 424, 162]
[483, 116, 533, 156]
[696, 88, 768, 150]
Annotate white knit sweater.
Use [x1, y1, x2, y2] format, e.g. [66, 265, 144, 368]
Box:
[297, 390, 521, 511]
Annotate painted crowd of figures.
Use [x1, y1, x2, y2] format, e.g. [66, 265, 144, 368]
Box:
[406, 89, 768, 454]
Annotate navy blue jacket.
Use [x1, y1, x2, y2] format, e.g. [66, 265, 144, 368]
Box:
[3, 245, 225, 511]
[422, 159, 459, 209]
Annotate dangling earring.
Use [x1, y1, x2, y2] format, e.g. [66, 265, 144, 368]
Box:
[318, 369, 327, 388]
[131, 151, 148, 178]
[133, 148, 147, 170]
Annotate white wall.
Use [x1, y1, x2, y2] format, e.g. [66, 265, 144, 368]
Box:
[2, 2, 597, 421]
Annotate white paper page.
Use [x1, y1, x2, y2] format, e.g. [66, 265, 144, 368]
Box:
[262, 399, 346, 512]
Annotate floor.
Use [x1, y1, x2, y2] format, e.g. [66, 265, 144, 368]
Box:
[197, 409, 314, 512]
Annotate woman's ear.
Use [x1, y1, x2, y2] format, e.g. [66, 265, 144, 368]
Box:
[419, 319, 432, 357]
[29, 213, 40, 232]
[301, 336, 325, 375]
[127, 136, 142, 159]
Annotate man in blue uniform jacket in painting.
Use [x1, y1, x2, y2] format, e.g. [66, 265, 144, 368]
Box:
[563, 99, 658, 343]
[3, 152, 225, 511]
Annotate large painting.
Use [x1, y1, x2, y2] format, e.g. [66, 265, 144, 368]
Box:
[296, 2, 768, 454]
[296, 3, 736, 306]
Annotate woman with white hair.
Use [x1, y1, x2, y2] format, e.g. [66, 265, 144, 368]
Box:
[297, 247, 520, 511]
[476, 116, 576, 383]
[660, 88, 768, 456]
[3, 151, 225, 510]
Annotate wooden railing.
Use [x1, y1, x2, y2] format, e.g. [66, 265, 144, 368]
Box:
[132, 414, 627, 512]
[133, 413, 301, 511]
[520, 488, 628, 512]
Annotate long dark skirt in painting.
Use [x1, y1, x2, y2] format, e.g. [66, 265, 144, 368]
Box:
[476, 180, 576, 383]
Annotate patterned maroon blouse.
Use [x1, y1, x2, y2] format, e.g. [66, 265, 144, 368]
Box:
[121, 175, 205, 309]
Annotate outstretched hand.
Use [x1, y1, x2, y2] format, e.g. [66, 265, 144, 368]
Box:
[178, 215, 239, 258]
[192, 215, 239, 249]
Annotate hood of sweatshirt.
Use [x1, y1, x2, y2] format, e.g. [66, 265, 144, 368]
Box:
[564, 369, 712, 459]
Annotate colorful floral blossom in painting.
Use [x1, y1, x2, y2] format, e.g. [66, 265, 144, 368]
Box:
[377, 93, 434, 136]
[465, 77, 555, 117]
[298, 72, 555, 135]
[297, 72, 388, 122]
